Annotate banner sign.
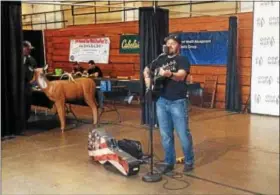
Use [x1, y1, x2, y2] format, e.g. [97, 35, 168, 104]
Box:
[119, 35, 140, 53]
[250, 1, 279, 116]
[69, 37, 110, 64]
[180, 31, 229, 65]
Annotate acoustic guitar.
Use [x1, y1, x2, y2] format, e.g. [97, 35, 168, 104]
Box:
[151, 63, 177, 92]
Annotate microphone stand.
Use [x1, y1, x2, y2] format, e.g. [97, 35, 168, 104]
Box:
[142, 53, 165, 183]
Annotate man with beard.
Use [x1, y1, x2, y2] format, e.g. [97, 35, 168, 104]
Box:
[143, 34, 195, 174]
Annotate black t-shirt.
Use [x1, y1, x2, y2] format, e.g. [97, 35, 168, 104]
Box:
[88, 66, 103, 77]
[151, 55, 190, 100]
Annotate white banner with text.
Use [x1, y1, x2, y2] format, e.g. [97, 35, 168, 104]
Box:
[69, 37, 110, 64]
[251, 1, 279, 116]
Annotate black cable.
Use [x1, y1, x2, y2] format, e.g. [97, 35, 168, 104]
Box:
[161, 172, 191, 190]
[151, 152, 191, 191]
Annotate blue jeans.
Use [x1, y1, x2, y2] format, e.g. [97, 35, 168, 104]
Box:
[156, 97, 194, 165]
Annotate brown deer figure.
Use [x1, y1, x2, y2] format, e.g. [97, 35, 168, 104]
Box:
[30, 65, 98, 132]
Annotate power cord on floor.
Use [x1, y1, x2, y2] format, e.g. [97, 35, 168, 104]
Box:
[162, 171, 191, 190]
[160, 169, 191, 190]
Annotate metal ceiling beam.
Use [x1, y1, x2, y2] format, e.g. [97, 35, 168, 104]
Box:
[23, 1, 135, 9]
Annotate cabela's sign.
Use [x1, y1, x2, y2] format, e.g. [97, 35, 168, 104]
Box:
[119, 35, 140, 53]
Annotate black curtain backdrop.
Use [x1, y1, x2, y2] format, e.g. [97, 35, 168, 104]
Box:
[1, 1, 26, 137]
[225, 16, 241, 112]
[23, 30, 45, 67]
[139, 7, 169, 125]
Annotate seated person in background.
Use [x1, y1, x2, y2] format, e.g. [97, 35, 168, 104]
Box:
[87, 60, 103, 78]
[72, 61, 84, 74]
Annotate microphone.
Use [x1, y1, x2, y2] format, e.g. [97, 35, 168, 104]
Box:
[162, 44, 169, 55]
[157, 45, 169, 57]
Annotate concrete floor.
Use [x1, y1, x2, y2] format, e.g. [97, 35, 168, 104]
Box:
[2, 105, 279, 195]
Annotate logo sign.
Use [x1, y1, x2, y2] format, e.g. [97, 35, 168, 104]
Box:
[257, 76, 274, 85]
[180, 31, 229, 65]
[119, 35, 140, 54]
[256, 56, 280, 66]
[265, 95, 279, 105]
[269, 16, 279, 26]
[256, 17, 279, 27]
[259, 36, 275, 47]
[267, 56, 279, 65]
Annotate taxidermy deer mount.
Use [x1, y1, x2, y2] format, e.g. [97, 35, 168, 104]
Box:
[29, 65, 98, 132]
